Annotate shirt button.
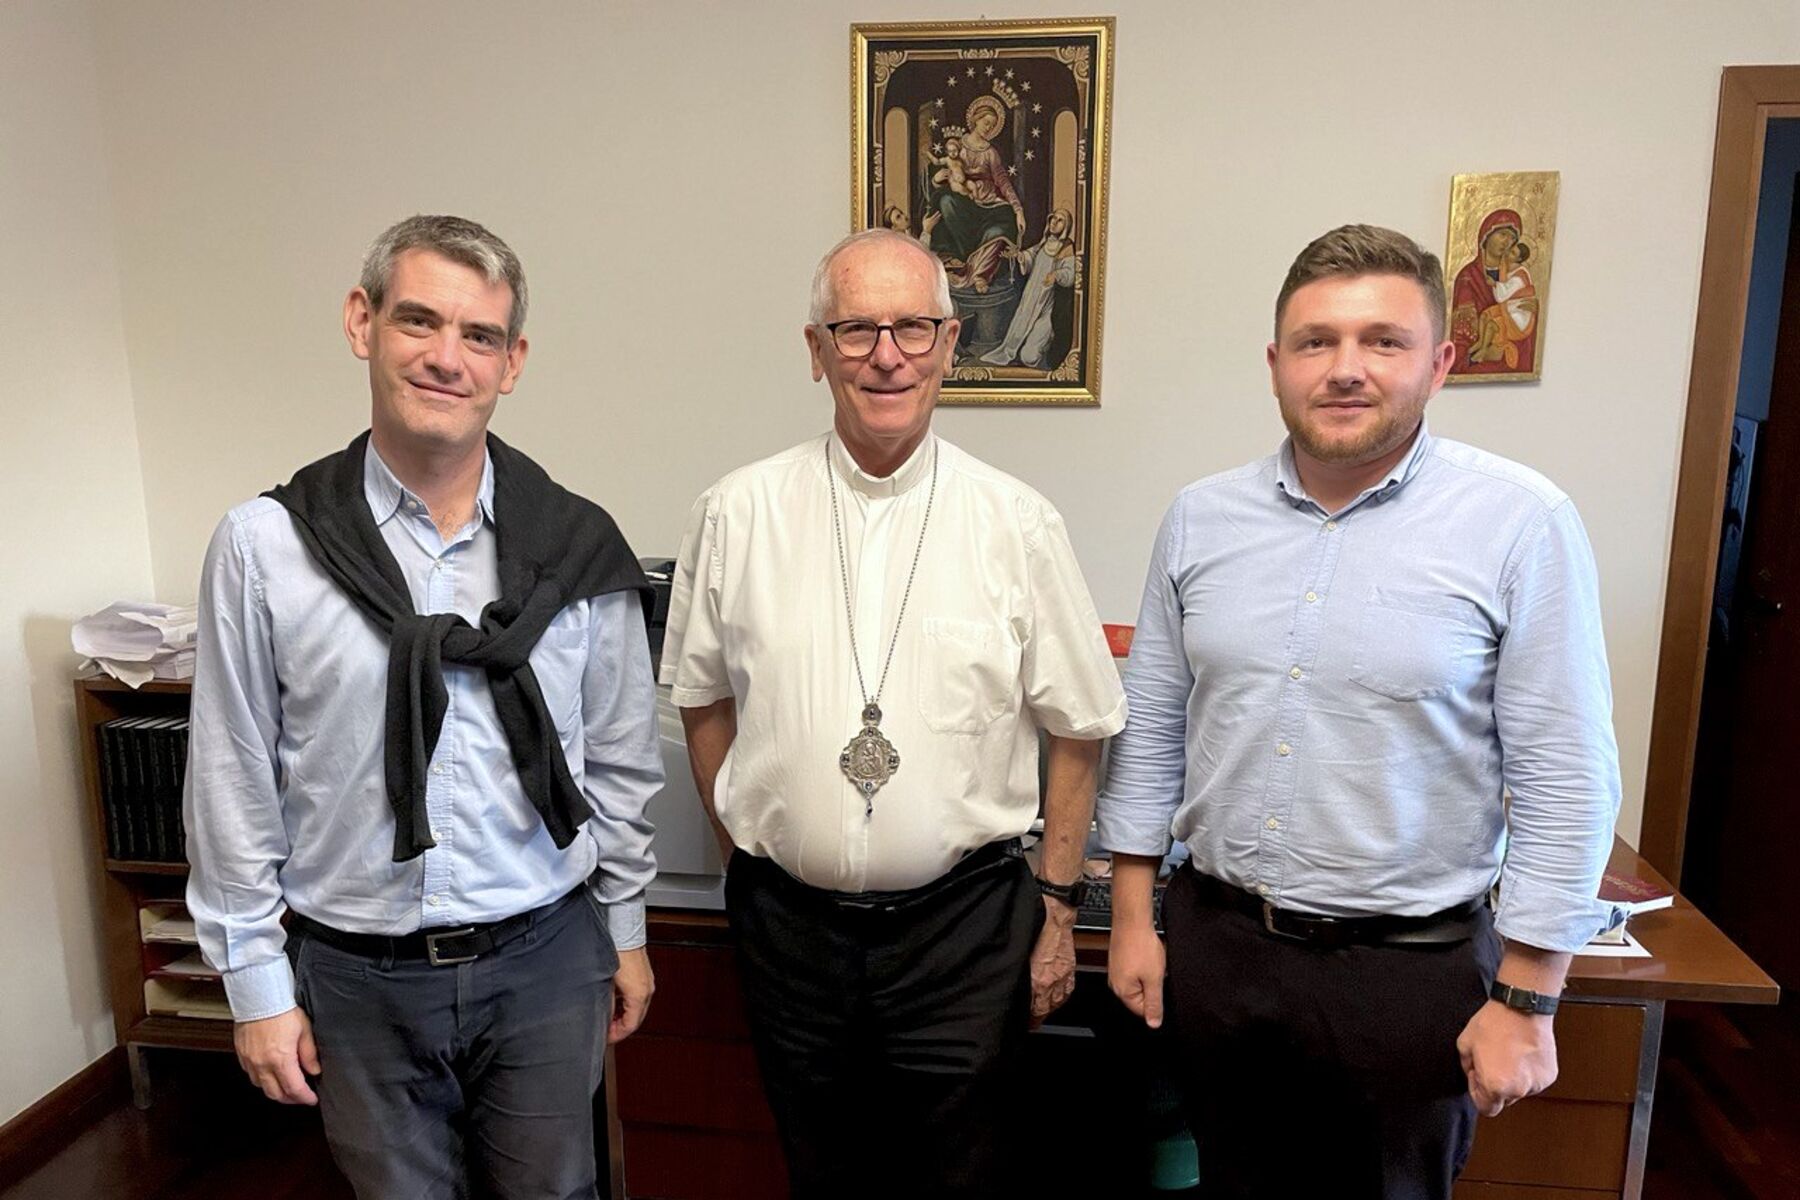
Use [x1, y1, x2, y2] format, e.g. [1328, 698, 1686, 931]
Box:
[1257, 883, 1272, 897]
[1305, 591, 1319, 603]
[1277, 743, 1292, 757]
[1289, 666, 1303, 679]
[1266, 817, 1280, 830]
[427, 895, 442, 907]
[430, 827, 444, 841]
[431, 763, 447, 775]
[1325, 520, 1339, 531]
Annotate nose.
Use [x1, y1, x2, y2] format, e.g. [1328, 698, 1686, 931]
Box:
[867, 325, 907, 371]
[1327, 341, 1365, 390]
[422, 326, 464, 379]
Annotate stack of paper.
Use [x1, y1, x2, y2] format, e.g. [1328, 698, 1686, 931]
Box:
[72, 601, 198, 687]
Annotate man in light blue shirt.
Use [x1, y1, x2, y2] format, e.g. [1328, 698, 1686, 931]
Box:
[185, 215, 662, 1199]
[1098, 225, 1623, 1200]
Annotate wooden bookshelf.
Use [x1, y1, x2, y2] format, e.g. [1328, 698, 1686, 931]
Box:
[73, 675, 232, 1109]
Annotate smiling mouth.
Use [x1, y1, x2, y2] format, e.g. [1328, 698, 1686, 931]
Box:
[409, 379, 468, 399]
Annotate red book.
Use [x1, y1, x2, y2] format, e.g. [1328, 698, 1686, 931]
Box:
[1599, 871, 1674, 915]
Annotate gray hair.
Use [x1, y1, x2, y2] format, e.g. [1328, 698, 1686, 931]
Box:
[808, 228, 953, 324]
[360, 214, 529, 343]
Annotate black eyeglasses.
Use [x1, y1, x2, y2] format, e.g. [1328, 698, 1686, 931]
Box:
[822, 317, 948, 358]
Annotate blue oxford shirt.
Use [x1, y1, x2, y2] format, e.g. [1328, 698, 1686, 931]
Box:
[185, 446, 662, 1021]
[1096, 425, 1624, 952]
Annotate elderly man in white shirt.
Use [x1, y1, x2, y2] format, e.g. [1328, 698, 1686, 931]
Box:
[661, 228, 1125, 1199]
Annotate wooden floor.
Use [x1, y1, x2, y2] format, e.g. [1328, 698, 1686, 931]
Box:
[5, 1005, 1798, 1199]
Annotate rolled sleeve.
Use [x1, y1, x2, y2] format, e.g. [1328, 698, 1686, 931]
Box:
[1492, 500, 1624, 951]
[1096, 503, 1191, 859]
[1018, 499, 1127, 739]
[660, 489, 734, 708]
[581, 591, 663, 948]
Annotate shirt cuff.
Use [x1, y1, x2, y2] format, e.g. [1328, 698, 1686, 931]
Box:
[1094, 794, 1176, 859]
[604, 896, 647, 951]
[1494, 868, 1627, 953]
[668, 683, 734, 708]
[221, 955, 298, 1022]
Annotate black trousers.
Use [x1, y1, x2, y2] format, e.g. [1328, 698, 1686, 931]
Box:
[725, 845, 1044, 1200]
[1162, 865, 1502, 1200]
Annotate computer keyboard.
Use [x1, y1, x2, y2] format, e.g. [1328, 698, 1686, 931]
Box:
[1075, 878, 1166, 932]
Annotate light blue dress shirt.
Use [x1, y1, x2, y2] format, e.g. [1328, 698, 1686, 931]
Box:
[184, 447, 662, 1020]
[1096, 425, 1624, 953]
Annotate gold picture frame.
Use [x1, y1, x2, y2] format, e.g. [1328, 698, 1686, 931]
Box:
[1444, 171, 1560, 384]
[851, 18, 1116, 406]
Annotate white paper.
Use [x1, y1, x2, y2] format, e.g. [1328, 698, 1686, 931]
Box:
[1576, 928, 1652, 958]
[73, 601, 198, 688]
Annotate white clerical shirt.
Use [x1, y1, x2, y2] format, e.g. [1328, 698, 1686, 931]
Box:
[661, 432, 1127, 892]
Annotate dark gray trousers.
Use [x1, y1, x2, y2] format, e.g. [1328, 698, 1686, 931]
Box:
[290, 892, 617, 1200]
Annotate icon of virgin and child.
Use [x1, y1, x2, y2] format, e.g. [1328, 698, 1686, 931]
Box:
[1450, 208, 1540, 375]
[888, 88, 1080, 372]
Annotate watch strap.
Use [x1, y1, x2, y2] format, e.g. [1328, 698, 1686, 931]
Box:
[1035, 876, 1087, 908]
[1489, 980, 1560, 1016]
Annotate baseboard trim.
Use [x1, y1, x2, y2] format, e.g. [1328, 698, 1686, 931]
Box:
[0, 1047, 128, 1189]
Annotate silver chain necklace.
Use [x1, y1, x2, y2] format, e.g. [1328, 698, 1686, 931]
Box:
[826, 436, 938, 815]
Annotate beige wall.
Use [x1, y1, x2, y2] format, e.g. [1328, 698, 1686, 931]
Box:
[93, 0, 1800, 847]
[0, 0, 155, 1126]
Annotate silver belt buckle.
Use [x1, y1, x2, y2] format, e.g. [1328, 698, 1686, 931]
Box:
[426, 926, 479, 966]
[1262, 901, 1303, 941]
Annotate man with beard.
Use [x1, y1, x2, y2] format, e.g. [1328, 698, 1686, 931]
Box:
[1097, 225, 1623, 1199]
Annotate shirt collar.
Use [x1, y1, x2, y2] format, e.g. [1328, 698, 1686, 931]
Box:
[827, 429, 937, 499]
[1274, 420, 1435, 511]
[362, 441, 496, 529]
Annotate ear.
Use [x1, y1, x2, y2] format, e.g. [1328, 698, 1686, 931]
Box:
[1266, 340, 1280, 393]
[1429, 338, 1456, 392]
[937, 316, 961, 372]
[345, 288, 375, 361]
[804, 324, 826, 383]
[498, 334, 530, 396]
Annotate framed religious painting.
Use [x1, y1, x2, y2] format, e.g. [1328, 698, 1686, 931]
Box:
[1443, 171, 1560, 384]
[851, 18, 1115, 406]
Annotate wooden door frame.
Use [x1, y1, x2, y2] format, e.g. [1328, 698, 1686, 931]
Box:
[1640, 68, 1800, 880]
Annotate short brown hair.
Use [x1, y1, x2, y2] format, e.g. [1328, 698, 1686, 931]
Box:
[1274, 224, 1445, 341]
[361, 214, 528, 343]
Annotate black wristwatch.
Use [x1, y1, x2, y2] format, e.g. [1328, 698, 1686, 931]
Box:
[1489, 981, 1560, 1016]
[1035, 876, 1088, 909]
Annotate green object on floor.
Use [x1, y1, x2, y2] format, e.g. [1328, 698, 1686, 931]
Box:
[1149, 1125, 1200, 1191]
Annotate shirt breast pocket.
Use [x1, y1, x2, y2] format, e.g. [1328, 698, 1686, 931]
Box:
[530, 616, 589, 735]
[1349, 588, 1488, 702]
[916, 617, 1021, 734]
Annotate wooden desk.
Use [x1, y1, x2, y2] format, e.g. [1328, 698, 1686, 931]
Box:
[613, 839, 1774, 1200]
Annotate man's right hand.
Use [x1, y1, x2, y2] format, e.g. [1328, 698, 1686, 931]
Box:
[1108, 919, 1166, 1029]
[234, 1007, 320, 1105]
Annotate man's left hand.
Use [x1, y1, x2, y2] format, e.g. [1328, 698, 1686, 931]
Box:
[608, 947, 655, 1045]
[1456, 999, 1558, 1116]
[1029, 899, 1079, 1025]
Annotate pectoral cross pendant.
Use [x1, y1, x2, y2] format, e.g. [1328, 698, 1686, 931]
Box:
[839, 702, 901, 816]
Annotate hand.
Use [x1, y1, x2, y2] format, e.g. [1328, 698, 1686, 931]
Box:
[608, 947, 655, 1044]
[234, 1007, 320, 1105]
[1456, 999, 1558, 1116]
[1029, 899, 1079, 1025]
[1107, 918, 1166, 1028]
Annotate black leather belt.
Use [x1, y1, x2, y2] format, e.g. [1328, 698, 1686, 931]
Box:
[1187, 867, 1484, 947]
[289, 887, 583, 967]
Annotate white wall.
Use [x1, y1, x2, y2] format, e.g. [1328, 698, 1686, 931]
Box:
[89, 0, 1800, 850]
[0, 0, 155, 1126]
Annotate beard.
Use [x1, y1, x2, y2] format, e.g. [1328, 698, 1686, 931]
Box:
[1279, 373, 1431, 467]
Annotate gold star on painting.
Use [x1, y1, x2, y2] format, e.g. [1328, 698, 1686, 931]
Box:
[985, 66, 995, 76]
[1022, 81, 1031, 91]
[966, 66, 976, 76]
[932, 143, 943, 155]
[929, 117, 939, 128]
[948, 76, 958, 87]
[1007, 164, 1017, 176]
[1032, 102, 1042, 113]
[1005, 68, 1015, 79]
[935, 98, 945, 107]
[1024, 149, 1035, 161]
[1031, 127, 1040, 138]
